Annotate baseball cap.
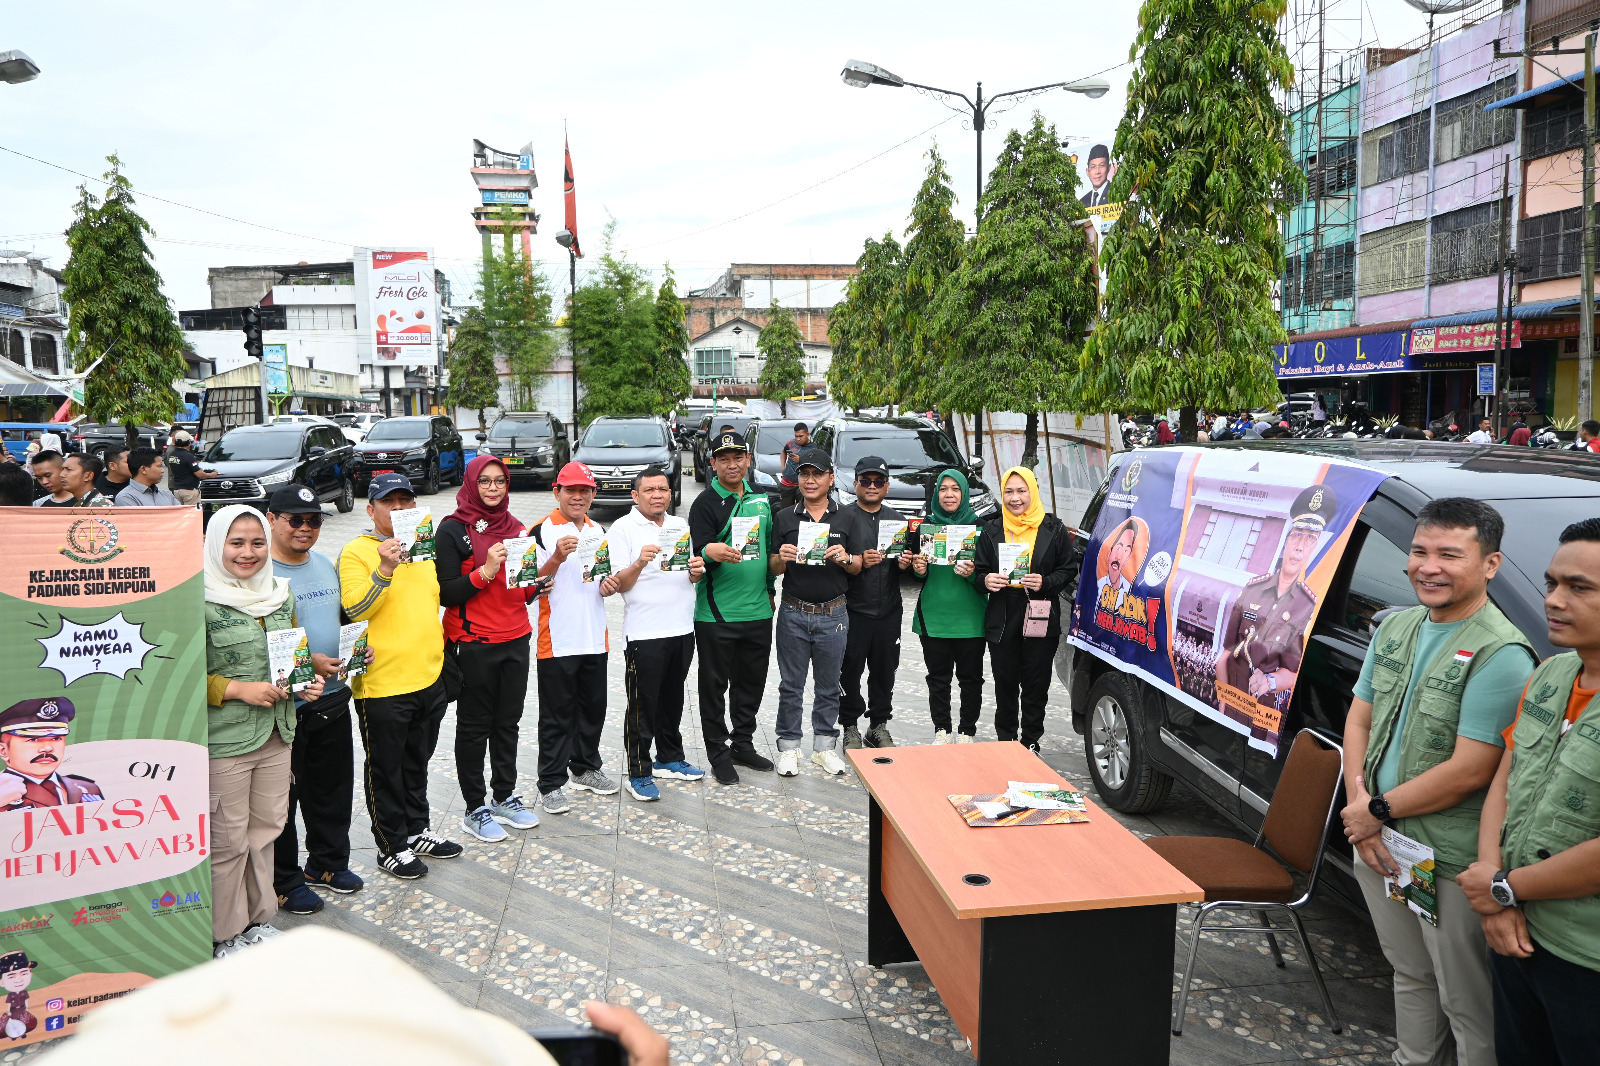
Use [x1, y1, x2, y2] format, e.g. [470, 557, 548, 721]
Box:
[267, 484, 322, 514]
[854, 455, 889, 479]
[368, 472, 415, 501]
[710, 430, 747, 455]
[554, 461, 597, 488]
[796, 447, 832, 474]
[171, 430, 193, 444]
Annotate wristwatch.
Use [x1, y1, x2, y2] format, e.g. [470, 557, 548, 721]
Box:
[1490, 869, 1518, 908]
[1368, 793, 1393, 822]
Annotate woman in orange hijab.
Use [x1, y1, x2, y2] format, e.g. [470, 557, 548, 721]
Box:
[973, 466, 1079, 752]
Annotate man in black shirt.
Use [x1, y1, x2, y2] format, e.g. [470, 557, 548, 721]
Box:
[166, 430, 213, 506]
[95, 446, 131, 501]
[838, 456, 911, 749]
[769, 448, 863, 777]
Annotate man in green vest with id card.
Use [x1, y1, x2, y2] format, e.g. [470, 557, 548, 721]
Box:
[1459, 517, 1600, 1064]
[1340, 498, 1536, 1066]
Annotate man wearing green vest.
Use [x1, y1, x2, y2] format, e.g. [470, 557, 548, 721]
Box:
[1460, 517, 1600, 1064]
[688, 429, 776, 786]
[1341, 498, 1536, 1066]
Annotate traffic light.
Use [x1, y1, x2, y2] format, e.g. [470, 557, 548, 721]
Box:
[241, 306, 263, 360]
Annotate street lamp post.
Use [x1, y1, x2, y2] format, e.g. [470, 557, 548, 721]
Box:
[841, 59, 1108, 459]
[0, 50, 40, 84]
[556, 228, 578, 439]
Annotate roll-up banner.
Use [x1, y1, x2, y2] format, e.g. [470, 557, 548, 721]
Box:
[0, 508, 210, 1048]
[1068, 448, 1389, 756]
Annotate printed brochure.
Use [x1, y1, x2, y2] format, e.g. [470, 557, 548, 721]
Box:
[503, 536, 543, 589]
[266, 627, 317, 693]
[949, 794, 1091, 828]
[1003, 780, 1086, 811]
[876, 519, 909, 558]
[931, 524, 977, 566]
[391, 507, 435, 562]
[731, 516, 762, 561]
[998, 543, 1032, 586]
[796, 521, 831, 564]
[1381, 825, 1439, 926]
[578, 528, 611, 583]
[336, 621, 369, 681]
[657, 522, 693, 571]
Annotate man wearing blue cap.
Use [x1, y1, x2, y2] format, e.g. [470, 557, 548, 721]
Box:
[0, 698, 102, 811]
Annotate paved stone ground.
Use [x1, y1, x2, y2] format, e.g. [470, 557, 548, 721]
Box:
[8, 460, 1402, 1065]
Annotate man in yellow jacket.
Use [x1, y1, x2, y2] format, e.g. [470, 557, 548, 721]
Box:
[339, 473, 462, 880]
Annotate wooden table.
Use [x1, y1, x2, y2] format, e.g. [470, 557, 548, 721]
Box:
[850, 742, 1203, 1065]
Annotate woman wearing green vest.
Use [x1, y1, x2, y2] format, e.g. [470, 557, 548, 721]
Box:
[911, 470, 988, 742]
[204, 504, 324, 959]
[1460, 518, 1600, 1064]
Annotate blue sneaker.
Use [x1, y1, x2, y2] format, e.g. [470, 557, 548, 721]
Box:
[626, 776, 661, 802]
[304, 866, 364, 894]
[653, 760, 705, 781]
[462, 806, 508, 842]
[277, 884, 324, 915]
[491, 795, 540, 830]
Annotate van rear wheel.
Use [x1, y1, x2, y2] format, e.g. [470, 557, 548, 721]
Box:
[1084, 672, 1172, 814]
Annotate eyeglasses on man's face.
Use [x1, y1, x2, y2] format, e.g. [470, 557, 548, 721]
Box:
[857, 476, 887, 488]
[279, 514, 324, 529]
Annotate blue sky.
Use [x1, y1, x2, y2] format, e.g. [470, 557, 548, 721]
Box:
[3, 0, 1431, 310]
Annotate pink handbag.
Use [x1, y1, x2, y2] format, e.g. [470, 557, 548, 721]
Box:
[1023, 597, 1051, 638]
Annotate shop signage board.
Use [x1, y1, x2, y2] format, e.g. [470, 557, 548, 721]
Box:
[1410, 321, 1521, 353]
[1522, 317, 1597, 340]
[262, 343, 289, 396]
[479, 189, 530, 205]
[1068, 447, 1388, 756]
[1477, 363, 1496, 396]
[0, 508, 212, 1048]
[367, 250, 437, 368]
[1273, 331, 1480, 379]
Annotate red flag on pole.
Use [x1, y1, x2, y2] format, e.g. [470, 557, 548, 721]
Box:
[563, 137, 583, 259]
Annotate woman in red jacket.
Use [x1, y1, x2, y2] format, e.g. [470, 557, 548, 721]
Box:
[436, 454, 546, 843]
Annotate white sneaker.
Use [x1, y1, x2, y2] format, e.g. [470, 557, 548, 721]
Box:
[956, 733, 976, 744]
[811, 749, 848, 776]
[776, 750, 800, 776]
[933, 730, 954, 744]
[239, 922, 283, 945]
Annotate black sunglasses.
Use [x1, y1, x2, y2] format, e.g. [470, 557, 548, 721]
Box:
[856, 476, 888, 487]
[279, 513, 323, 529]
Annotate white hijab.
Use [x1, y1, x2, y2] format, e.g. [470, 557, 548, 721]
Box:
[204, 504, 292, 618]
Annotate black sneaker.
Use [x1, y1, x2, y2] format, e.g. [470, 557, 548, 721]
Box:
[411, 827, 463, 859]
[730, 747, 774, 772]
[278, 884, 324, 915]
[304, 866, 364, 894]
[712, 760, 740, 785]
[378, 849, 428, 879]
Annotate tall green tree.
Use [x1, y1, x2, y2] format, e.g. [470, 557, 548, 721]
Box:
[572, 222, 658, 423]
[933, 115, 1100, 467]
[757, 303, 806, 417]
[894, 145, 965, 412]
[651, 266, 693, 416]
[827, 232, 902, 412]
[444, 307, 500, 433]
[62, 154, 186, 444]
[480, 204, 559, 411]
[1071, 0, 1302, 440]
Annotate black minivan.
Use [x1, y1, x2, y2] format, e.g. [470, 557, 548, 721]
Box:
[1061, 440, 1600, 892]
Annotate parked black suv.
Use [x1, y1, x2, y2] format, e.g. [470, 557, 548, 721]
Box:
[691, 413, 758, 483]
[572, 415, 681, 511]
[351, 415, 465, 496]
[67, 422, 168, 459]
[1061, 440, 1600, 897]
[798, 416, 997, 519]
[474, 411, 570, 487]
[199, 423, 355, 516]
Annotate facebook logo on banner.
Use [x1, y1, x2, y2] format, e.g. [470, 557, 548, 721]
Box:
[45, 1016, 65, 1031]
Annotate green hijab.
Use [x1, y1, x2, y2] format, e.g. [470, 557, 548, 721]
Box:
[924, 468, 980, 526]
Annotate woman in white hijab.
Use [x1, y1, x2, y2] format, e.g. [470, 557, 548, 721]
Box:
[203, 504, 323, 959]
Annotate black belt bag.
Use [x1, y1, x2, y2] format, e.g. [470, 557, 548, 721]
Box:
[296, 686, 352, 731]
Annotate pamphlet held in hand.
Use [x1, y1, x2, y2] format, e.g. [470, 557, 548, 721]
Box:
[503, 536, 543, 589]
[391, 507, 435, 562]
[730, 516, 762, 561]
[796, 521, 831, 564]
[266, 627, 317, 693]
[578, 528, 611, 583]
[876, 519, 909, 558]
[1381, 825, 1439, 926]
[657, 522, 692, 571]
[998, 542, 1032, 586]
[931, 524, 977, 566]
[336, 621, 369, 681]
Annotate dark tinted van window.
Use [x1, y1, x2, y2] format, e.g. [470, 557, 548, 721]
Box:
[1344, 526, 1419, 632]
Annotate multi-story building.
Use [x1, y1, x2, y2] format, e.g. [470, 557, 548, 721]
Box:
[0, 251, 71, 419]
[682, 263, 854, 398]
[1274, 0, 1600, 429]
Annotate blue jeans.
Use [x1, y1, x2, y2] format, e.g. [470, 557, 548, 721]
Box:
[774, 600, 849, 751]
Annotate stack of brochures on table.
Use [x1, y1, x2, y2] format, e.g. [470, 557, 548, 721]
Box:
[948, 781, 1091, 827]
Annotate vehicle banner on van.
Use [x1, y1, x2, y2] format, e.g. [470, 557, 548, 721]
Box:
[1068, 447, 1389, 756]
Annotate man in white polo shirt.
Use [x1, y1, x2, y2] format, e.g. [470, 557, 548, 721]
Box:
[600, 465, 707, 802]
[532, 461, 616, 814]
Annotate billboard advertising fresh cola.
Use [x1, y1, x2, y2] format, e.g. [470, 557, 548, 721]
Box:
[367, 249, 437, 366]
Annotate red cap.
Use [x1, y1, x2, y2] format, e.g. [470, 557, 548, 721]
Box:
[554, 461, 597, 488]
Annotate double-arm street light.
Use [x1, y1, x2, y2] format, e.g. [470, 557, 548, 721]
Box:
[841, 59, 1109, 456]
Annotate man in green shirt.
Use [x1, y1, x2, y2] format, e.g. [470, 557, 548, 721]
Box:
[1459, 518, 1600, 1064]
[688, 430, 776, 785]
[1340, 498, 1535, 1066]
